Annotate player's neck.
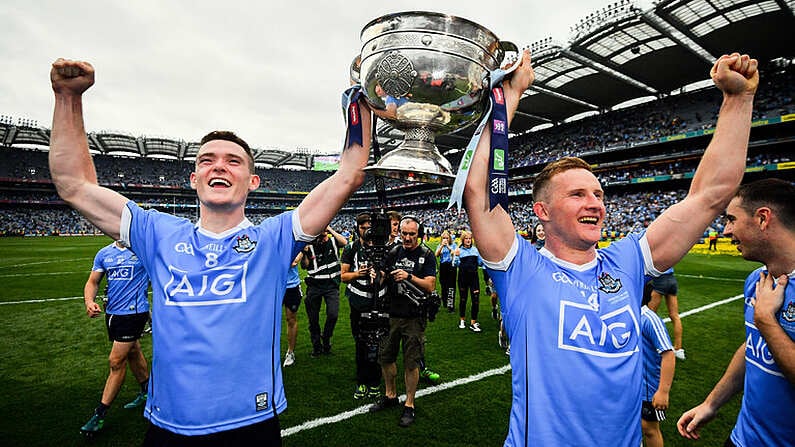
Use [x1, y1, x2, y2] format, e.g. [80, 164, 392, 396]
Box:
[198, 206, 247, 234]
[543, 237, 597, 265]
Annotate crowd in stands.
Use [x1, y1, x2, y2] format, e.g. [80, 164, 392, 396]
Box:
[509, 69, 794, 169]
[1, 67, 788, 239]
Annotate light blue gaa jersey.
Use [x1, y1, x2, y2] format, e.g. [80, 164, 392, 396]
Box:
[286, 265, 300, 288]
[486, 233, 657, 447]
[120, 201, 308, 435]
[438, 242, 457, 264]
[730, 267, 795, 447]
[92, 242, 150, 315]
[641, 305, 673, 400]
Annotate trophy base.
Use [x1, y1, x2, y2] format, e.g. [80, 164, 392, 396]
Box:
[364, 129, 455, 185]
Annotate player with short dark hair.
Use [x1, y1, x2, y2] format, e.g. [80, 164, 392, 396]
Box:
[80, 240, 151, 436]
[49, 58, 372, 445]
[677, 178, 795, 446]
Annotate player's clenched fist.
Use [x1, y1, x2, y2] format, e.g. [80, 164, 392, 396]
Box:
[51, 58, 95, 95]
[710, 52, 758, 97]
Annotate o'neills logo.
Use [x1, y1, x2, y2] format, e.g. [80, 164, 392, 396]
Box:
[350, 103, 359, 125]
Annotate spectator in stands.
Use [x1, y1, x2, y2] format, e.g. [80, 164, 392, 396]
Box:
[463, 50, 758, 446]
[79, 240, 151, 436]
[48, 57, 372, 444]
[677, 178, 795, 446]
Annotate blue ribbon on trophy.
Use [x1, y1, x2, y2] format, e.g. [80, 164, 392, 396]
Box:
[488, 85, 509, 211]
[447, 64, 516, 211]
[341, 85, 363, 149]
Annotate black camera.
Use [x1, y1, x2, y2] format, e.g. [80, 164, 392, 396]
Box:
[361, 212, 391, 246]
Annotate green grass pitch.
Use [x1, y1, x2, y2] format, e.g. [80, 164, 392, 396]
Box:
[0, 236, 757, 446]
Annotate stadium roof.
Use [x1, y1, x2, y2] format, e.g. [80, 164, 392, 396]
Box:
[380, 0, 795, 154]
[1, 0, 792, 168]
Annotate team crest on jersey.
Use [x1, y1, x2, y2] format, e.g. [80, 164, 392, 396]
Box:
[598, 272, 622, 293]
[129, 254, 139, 262]
[233, 235, 257, 253]
[783, 301, 795, 323]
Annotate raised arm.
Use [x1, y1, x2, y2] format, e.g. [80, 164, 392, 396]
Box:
[49, 59, 129, 239]
[463, 51, 535, 262]
[297, 101, 371, 237]
[646, 53, 758, 271]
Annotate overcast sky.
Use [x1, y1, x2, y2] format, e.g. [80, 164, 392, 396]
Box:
[1, 0, 618, 153]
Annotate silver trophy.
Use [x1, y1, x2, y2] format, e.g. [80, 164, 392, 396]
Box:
[353, 11, 518, 184]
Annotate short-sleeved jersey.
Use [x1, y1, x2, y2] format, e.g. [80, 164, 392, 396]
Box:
[457, 245, 482, 272]
[438, 242, 458, 265]
[286, 265, 300, 288]
[730, 267, 795, 447]
[486, 233, 656, 447]
[385, 244, 436, 318]
[641, 305, 673, 400]
[120, 201, 307, 435]
[92, 242, 150, 315]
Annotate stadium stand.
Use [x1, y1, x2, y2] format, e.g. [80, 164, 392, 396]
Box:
[1, 0, 793, 239]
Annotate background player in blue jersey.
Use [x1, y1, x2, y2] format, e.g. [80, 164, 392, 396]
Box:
[463, 49, 758, 446]
[282, 253, 303, 367]
[677, 179, 795, 447]
[80, 240, 151, 436]
[49, 58, 372, 445]
[641, 282, 676, 447]
[650, 267, 686, 360]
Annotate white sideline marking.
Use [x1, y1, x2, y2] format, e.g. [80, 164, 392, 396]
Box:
[0, 271, 85, 278]
[283, 295, 745, 438]
[0, 257, 91, 269]
[0, 296, 83, 305]
[677, 274, 744, 282]
[662, 294, 743, 322]
[281, 365, 512, 437]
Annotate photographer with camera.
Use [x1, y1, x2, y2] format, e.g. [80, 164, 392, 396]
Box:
[368, 216, 436, 427]
[301, 226, 347, 357]
[341, 212, 389, 400]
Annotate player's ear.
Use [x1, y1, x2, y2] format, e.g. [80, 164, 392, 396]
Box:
[249, 174, 260, 191]
[532, 201, 549, 220]
[189, 172, 198, 190]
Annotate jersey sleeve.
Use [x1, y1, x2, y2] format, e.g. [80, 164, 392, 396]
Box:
[91, 248, 106, 272]
[645, 313, 674, 353]
[420, 248, 436, 278]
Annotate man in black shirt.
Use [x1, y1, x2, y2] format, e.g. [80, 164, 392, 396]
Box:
[369, 216, 436, 427]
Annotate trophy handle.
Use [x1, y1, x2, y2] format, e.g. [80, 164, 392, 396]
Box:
[498, 41, 523, 73]
[350, 55, 362, 85]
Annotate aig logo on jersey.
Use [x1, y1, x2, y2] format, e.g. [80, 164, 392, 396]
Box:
[558, 301, 639, 357]
[163, 263, 248, 306]
[106, 266, 134, 282]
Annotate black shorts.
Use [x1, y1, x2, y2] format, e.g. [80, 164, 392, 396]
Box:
[651, 273, 678, 295]
[105, 312, 149, 342]
[283, 286, 302, 313]
[641, 401, 666, 422]
[143, 416, 281, 447]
